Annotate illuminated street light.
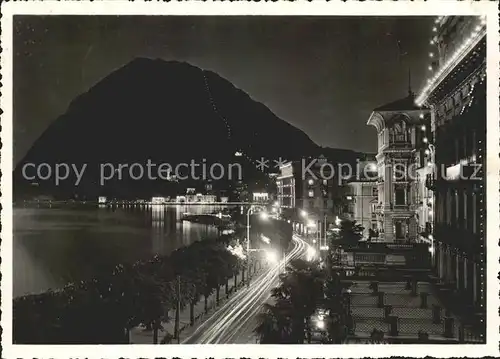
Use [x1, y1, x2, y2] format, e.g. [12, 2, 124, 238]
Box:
[265, 250, 278, 263]
[260, 234, 271, 244]
[300, 210, 308, 217]
[306, 246, 316, 261]
[246, 206, 270, 287]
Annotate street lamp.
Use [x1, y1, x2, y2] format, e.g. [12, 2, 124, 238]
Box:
[300, 210, 308, 218]
[346, 288, 352, 313]
[307, 245, 316, 261]
[246, 206, 254, 288]
[265, 250, 278, 264]
[260, 234, 271, 244]
[428, 234, 435, 260]
[428, 144, 435, 157]
[246, 206, 268, 287]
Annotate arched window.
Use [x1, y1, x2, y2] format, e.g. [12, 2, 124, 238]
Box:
[393, 119, 406, 143]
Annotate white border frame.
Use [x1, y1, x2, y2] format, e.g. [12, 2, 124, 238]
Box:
[2, 1, 499, 357]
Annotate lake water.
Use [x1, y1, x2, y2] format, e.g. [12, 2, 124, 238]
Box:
[13, 204, 229, 297]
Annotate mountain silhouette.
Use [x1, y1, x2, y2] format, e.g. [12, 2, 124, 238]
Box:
[14, 58, 362, 199]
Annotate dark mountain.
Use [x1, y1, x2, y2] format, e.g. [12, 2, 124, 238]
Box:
[14, 58, 362, 199]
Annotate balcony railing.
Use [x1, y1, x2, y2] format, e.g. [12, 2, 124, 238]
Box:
[393, 204, 410, 210]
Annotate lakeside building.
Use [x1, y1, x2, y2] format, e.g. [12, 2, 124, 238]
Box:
[177, 193, 217, 203]
[253, 192, 269, 203]
[151, 196, 166, 205]
[276, 161, 296, 210]
[343, 157, 378, 239]
[276, 156, 346, 244]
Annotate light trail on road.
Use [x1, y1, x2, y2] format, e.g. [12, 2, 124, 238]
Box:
[182, 234, 310, 344]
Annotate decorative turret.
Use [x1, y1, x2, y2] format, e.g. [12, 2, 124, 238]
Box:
[366, 93, 430, 243]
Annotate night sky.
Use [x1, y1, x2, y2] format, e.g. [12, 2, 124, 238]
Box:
[14, 16, 434, 164]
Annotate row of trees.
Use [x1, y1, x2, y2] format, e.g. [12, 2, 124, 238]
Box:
[254, 259, 352, 344]
[331, 219, 364, 245]
[14, 235, 251, 344]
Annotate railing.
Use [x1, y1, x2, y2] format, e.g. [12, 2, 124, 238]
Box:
[338, 242, 429, 253]
[343, 280, 485, 344]
[340, 266, 431, 281]
[346, 316, 483, 344]
[392, 204, 411, 211]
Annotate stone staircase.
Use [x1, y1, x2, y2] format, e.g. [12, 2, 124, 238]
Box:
[346, 281, 480, 342]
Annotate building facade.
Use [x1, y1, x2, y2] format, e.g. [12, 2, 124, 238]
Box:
[301, 155, 339, 226]
[344, 159, 378, 239]
[252, 192, 269, 203]
[276, 156, 344, 239]
[276, 162, 296, 210]
[367, 93, 430, 243]
[417, 15, 486, 326]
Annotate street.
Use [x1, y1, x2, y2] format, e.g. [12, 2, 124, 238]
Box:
[182, 234, 308, 344]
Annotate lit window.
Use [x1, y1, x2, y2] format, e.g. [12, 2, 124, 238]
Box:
[308, 190, 314, 198]
[323, 179, 327, 186]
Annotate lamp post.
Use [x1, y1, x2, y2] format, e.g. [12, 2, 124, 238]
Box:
[427, 143, 435, 265]
[246, 206, 268, 287]
[323, 213, 327, 249]
[246, 206, 254, 288]
[347, 288, 352, 313]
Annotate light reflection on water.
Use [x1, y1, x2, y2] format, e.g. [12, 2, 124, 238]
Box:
[13, 204, 225, 297]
